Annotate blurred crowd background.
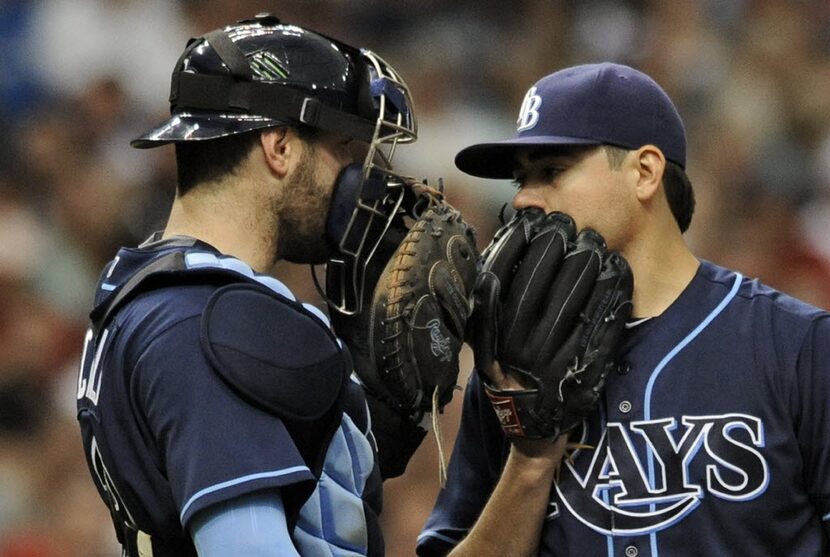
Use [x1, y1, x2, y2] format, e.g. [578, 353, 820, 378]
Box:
[1, 0, 829, 555]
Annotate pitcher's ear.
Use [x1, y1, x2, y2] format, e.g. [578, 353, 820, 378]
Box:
[634, 145, 666, 202]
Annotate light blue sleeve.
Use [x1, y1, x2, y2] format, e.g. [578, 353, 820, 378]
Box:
[189, 490, 301, 557]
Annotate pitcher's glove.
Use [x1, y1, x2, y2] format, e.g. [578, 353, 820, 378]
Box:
[328, 180, 479, 477]
[469, 208, 633, 440]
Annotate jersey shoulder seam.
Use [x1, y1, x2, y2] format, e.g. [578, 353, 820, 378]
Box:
[718, 274, 829, 321]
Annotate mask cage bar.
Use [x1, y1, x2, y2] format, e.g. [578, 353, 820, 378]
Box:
[312, 49, 418, 315]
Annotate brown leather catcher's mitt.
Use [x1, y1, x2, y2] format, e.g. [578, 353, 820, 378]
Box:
[328, 180, 479, 477]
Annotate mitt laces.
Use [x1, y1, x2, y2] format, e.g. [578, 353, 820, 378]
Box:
[431, 386, 449, 487]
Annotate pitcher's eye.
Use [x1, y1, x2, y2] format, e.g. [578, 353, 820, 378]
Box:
[540, 166, 565, 182]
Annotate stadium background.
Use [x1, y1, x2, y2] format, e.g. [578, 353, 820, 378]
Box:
[1, 1, 829, 555]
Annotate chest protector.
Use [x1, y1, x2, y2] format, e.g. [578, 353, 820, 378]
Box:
[87, 247, 353, 556]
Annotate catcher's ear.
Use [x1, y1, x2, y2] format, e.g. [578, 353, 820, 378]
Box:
[260, 127, 292, 178]
[633, 145, 665, 202]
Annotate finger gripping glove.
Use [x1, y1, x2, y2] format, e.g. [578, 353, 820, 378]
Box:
[470, 208, 633, 439]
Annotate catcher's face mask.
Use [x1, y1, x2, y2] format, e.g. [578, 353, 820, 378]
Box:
[320, 49, 420, 315]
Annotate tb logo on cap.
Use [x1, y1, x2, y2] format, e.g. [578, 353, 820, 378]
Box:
[517, 86, 542, 131]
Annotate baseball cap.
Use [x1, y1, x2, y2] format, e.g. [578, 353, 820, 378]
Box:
[455, 63, 686, 179]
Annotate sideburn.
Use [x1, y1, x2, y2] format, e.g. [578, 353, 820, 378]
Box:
[274, 141, 333, 264]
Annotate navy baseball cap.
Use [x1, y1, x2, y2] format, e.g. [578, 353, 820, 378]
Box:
[455, 63, 686, 179]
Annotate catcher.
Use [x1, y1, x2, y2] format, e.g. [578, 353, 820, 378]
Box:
[76, 13, 476, 557]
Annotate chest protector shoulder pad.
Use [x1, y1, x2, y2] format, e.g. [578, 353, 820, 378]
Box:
[201, 282, 347, 421]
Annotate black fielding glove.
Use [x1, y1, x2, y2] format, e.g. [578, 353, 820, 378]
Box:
[469, 208, 633, 439]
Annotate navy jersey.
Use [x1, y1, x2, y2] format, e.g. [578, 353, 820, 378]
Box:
[418, 260, 830, 556]
[76, 236, 383, 556]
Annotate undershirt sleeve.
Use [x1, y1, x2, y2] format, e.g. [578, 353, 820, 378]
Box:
[189, 490, 301, 556]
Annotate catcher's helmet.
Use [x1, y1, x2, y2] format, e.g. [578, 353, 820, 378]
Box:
[132, 13, 415, 149]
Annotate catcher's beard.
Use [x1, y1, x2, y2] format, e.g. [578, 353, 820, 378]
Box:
[274, 143, 335, 264]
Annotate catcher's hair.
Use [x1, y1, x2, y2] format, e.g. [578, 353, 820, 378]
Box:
[175, 125, 321, 196]
[602, 145, 695, 233]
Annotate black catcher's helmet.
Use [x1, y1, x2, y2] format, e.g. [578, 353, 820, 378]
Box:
[133, 13, 419, 315]
[132, 13, 415, 149]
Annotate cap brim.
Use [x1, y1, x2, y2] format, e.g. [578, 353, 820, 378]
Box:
[454, 136, 601, 179]
[130, 111, 286, 149]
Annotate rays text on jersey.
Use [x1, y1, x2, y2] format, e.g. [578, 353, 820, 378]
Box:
[555, 413, 769, 535]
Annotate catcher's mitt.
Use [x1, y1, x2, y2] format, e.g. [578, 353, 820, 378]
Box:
[327, 179, 479, 477]
[469, 208, 633, 440]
